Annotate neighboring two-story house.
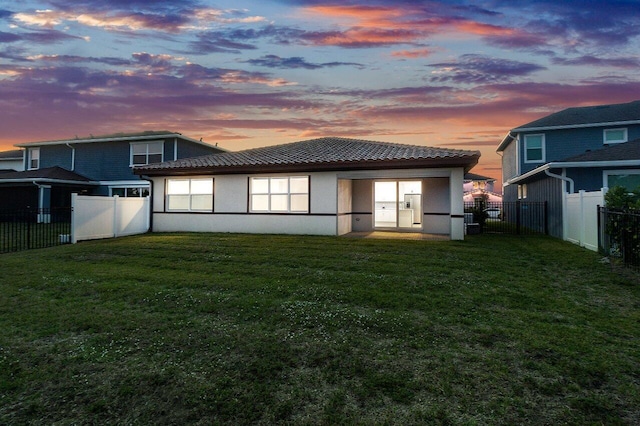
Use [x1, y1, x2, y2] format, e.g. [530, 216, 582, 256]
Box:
[0, 131, 225, 211]
[497, 99, 640, 238]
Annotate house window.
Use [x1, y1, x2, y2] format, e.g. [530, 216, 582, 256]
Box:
[111, 187, 150, 197]
[518, 184, 527, 199]
[166, 178, 213, 212]
[524, 134, 544, 163]
[27, 147, 40, 170]
[604, 171, 640, 191]
[604, 128, 627, 144]
[250, 176, 309, 213]
[131, 141, 163, 166]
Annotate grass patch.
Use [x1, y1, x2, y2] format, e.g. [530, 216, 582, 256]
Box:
[0, 233, 638, 424]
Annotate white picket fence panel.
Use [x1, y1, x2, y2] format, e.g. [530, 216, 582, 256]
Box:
[71, 194, 150, 243]
[565, 190, 603, 252]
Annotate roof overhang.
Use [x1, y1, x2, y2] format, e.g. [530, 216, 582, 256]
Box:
[136, 156, 480, 177]
[506, 159, 640, 185]
[512, 119, 640, 133]
[0, 178, 99, 185]
[496, 132, 515, 153]
[15, 133, 227, 151]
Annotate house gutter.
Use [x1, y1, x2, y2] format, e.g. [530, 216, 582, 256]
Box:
[544, 169, 574, 194]
[506, 159, 640, 187]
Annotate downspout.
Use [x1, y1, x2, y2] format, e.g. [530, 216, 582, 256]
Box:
[140, 176, 154, 233]
[544, 168, 574, 240]
[65, 143, 75, 171]
[173, 138, 178, 161]
[544, 168, 574, 194]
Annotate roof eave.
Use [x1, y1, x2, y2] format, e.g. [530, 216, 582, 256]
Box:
[512, 119, 640, 133]
[506, 159, 640, 185]
[15, 133, 227, 151]
[496, 132, 515, 152]
[0, 178, 99, 185]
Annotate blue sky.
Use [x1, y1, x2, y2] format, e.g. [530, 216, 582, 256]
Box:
[1, 0, 640, 179]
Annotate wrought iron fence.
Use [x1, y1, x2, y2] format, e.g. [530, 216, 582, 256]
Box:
[0, 208, 72, 253]
[598, 207, 640, 269]
[464, 201, 548, 235]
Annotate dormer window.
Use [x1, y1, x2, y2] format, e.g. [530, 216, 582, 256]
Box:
[603, 128, 627, 144]
[27, 147, 40, 170]
[130, 141, 163, 166]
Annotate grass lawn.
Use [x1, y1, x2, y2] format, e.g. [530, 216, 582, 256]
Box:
[0, 233, 638, 425]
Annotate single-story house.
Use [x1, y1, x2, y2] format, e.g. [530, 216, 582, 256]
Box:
[134, 137, 480, 240]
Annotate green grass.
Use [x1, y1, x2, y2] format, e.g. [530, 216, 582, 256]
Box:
[0, 233, 638, 425]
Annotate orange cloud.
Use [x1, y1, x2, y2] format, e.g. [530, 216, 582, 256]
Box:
[391, 48, 434, 58]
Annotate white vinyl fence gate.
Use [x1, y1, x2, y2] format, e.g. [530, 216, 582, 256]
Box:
[564, 189, 604, 252]
[71, 194, 150, 243]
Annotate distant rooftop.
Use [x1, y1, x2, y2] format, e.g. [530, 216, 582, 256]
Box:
[0, 149, 22, 159]
[135, 137, 480, 175]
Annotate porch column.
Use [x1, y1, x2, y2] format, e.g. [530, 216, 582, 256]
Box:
[449, 169, 465, 240]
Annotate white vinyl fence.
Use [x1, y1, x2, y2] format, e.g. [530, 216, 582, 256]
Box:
[565, 189, 604, 252]
[71, 194, 150, 243]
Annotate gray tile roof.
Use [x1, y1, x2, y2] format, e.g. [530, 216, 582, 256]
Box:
[0, 166, 95, 183]
[135, 137, 480, 175]
[561, 138, 640, 162]
[513, 100, 640, 131]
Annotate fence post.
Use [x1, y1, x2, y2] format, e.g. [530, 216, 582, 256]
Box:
[113, 195, 119, 238]
[71, 193, 78, 244]
[516, 200, 521, 235]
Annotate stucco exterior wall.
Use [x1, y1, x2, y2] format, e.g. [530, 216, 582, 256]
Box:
[149, 167, 467, 239]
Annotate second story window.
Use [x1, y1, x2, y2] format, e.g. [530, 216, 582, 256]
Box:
[604, 128, 627, 144]
[131, 141, 163, 166]
[524, 134, 544, 163]
[27, 147, 40, 170]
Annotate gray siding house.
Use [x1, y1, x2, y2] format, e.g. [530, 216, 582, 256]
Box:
[0, 131, 225, 211]
[497, 100, 640, 238]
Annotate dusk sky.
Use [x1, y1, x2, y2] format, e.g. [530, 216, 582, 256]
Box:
[1, 1, 640, 181]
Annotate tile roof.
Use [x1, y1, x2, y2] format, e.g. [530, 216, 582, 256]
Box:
[561, 138, 640, 162]
[135, 137, 480, 175]
[513, 100, 640, 131]
[0, 166, 95, 183]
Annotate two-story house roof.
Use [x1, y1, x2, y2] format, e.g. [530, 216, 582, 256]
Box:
[496, 99, 640, 238]
[0, 131, 225, 211]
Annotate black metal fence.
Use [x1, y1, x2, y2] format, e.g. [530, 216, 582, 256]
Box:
[464, 201, 548, 235]
[598, 207, 640, 269]
[0, 208, 72, 254]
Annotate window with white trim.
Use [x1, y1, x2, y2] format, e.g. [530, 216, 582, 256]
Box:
[524, 134, 544, 163]
[28, 147, 40, 170]
[131, 141, 163, 166]
[111, 187, 150, 197]
[166, 178, 213, 212]
[518, 184, 527, 199]
[250, 176, 309, 213]
[604, 171, 640, 191]
[603, 128, 627, 144]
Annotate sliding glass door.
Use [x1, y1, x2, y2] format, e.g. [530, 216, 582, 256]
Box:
[374, 180, 422, 229]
